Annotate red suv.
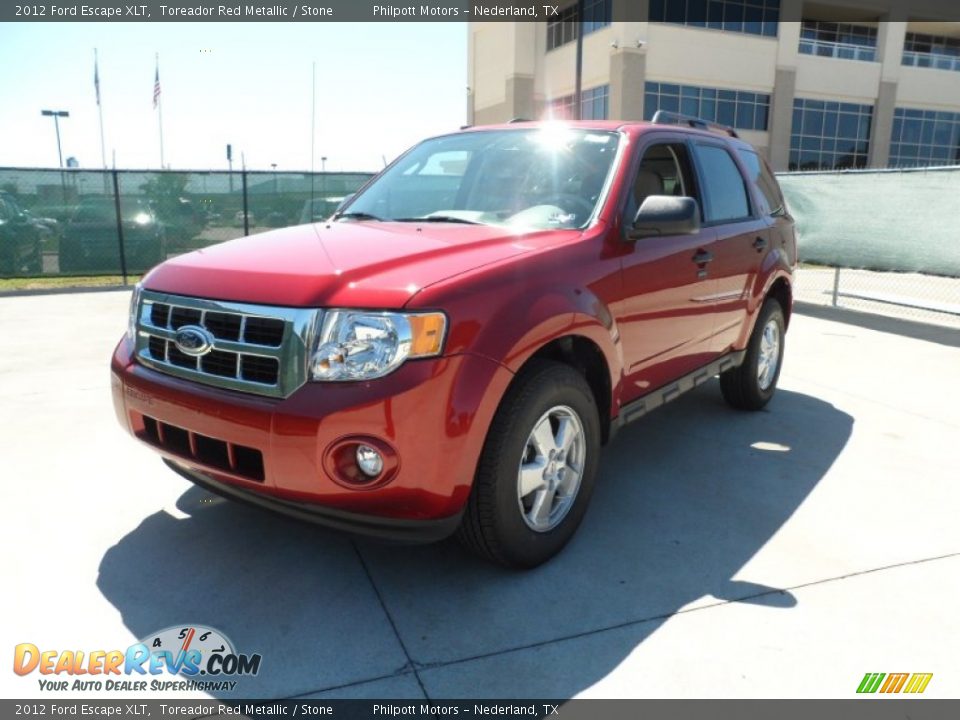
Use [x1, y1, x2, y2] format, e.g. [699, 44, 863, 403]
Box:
[112, 115, 796, 568]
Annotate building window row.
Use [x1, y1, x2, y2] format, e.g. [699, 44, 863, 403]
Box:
[546, 0, 612, 51]
[649, 0, 779, 38]
[890, 108, 960, 167]
[902, 31, 960, 72]
[643, 82, 770, 131]
[789, 99, 873, 171]
[547, 85, 610, 121]
[798, 20, 877, 62]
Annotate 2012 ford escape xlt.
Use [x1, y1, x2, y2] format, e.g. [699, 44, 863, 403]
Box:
[112, 114, 796, 568]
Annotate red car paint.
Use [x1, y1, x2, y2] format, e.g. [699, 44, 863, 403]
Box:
[111, 120, 796, 538]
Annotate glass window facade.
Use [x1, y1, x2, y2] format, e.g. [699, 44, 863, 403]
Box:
[890, 108, 960, 167]
[902, 32, 960, 72]
[649, 0, 779, 38]
[798, 20, 877, 62]
[789, 99, 873, 171]
[546, 0, 612, 51]
[643, 82, 770, 131]
[547, 85, 610, 121]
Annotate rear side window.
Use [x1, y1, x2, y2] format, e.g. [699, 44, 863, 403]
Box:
[691, 144, 751, 223]
[737, 148, 785, 216]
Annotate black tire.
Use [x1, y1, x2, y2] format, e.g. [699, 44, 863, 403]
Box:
[457, 360, 601, 568]
[720, 298, 786, 411]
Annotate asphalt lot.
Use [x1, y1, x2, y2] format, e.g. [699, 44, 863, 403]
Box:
[2, 290, 958, 699]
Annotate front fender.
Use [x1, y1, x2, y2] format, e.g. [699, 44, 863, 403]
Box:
[409, 233, 624, 422]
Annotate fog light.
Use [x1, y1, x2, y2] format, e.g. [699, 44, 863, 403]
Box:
[355, 444, 384, 478]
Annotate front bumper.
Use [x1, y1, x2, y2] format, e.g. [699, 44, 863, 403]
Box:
[111, 337, 513, 540]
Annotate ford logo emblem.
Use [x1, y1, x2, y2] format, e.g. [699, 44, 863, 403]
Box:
[173, 325, 214, 357]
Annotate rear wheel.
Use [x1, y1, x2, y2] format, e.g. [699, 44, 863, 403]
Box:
[457, 360, 601, 568]
[720, 298, 785, 411]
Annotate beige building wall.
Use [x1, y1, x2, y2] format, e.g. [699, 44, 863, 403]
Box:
[468, 14, 960, 171]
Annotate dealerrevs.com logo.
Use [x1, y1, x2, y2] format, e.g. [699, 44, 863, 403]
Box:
[13, 625, 262, 693]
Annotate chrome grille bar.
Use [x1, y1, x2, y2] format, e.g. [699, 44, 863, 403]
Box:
[134, 290, 320, 398]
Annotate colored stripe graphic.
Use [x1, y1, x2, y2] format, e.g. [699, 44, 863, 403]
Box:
[904, 673, 933, 694]
[880, 673, 909, 693]
[857, 672, 932, 694]
[857, 673, 885, 693]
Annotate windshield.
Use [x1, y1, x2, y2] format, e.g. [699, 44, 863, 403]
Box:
[340, 128, 620, 230]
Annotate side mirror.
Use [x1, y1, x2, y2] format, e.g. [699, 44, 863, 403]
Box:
[629, 196, 700, 239]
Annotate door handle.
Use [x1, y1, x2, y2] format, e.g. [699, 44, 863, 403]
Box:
[753, 236, 768, 251]
[692, 249, 713, 265]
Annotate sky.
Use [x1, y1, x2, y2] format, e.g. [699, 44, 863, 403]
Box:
[0, 22, 467, 172]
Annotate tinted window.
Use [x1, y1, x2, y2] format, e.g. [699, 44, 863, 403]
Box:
[692, 144, 750, 222]
[736, 148, 784, 216]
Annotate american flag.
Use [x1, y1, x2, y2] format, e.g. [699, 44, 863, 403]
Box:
[153, 59, 161, 109]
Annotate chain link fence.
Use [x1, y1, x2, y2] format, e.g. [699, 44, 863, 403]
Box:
[3, 165, 959, 329]
[0, 167, 374, 282]
[778, 166, 960, 328]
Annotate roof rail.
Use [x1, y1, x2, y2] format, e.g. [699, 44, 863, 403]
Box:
[651, 110, 739, 139]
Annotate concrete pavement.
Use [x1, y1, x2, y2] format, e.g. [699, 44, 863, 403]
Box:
[1, 291, 957, 699]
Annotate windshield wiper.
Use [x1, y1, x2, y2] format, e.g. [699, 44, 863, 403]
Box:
[392, 215, 483, 225]
[335, 211, 384, 222]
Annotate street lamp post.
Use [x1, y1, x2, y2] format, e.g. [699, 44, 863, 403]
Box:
[41, 109, 70, 207]
[41, 109, 70, 167]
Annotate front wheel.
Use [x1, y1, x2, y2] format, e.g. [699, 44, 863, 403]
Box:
[457, 360, 601, 568]
[720, 298, 786, 411]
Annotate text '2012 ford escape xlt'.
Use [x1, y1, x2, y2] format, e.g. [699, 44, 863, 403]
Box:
[112, 114, 797, 568]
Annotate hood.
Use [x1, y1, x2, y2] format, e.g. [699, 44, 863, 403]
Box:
[144, 220, 576, 307]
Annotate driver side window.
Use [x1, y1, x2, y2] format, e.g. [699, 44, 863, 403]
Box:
[627, 142, 700, 222]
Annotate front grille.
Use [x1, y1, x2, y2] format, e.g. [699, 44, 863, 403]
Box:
[140, 414, 265, 482]
[134, 290, 319, 398]
[204, 312, 242, 342]
[242, 317, 285, 346]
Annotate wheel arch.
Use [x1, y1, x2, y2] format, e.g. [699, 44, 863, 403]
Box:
[515, 333, 615, 445]
[766, 275, 793, 329]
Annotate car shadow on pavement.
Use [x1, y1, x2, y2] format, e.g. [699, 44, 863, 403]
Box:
[97, 383, 852, 699]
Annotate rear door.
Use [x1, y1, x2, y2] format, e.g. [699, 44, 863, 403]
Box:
[689, 141, 769, 354]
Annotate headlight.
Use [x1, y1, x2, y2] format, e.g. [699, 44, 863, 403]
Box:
[127, 283, 143, 342]
[310, 310, 446, 382]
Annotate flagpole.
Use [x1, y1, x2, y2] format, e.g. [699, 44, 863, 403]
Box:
[95, 49, 107, 170]
[310, 60, 316, 209]
[155, 53, 165, 168]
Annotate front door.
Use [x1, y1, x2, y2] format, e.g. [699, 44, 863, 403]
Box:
[617, 139, 719, 403]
